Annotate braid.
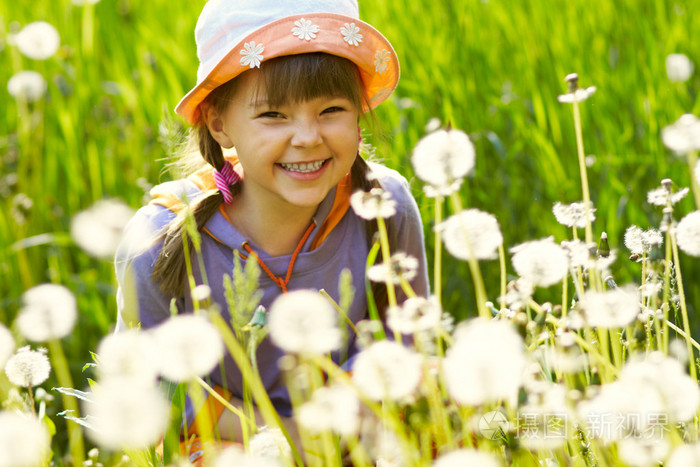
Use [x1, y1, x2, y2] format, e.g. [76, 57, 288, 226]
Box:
[350, 155, 397, 319]
[152, 126, 237, 297]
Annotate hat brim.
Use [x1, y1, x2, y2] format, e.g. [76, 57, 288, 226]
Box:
[175, 13, 399, 124]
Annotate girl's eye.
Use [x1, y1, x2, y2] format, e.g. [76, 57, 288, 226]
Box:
[258, 111, 284, 119]
[322, 106, 345, 114]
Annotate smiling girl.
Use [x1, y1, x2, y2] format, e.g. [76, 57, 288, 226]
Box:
[115, 0, 428, 460]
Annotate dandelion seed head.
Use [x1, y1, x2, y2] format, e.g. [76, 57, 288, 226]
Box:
[71, 199, 135, 259]
[666, 53, 694, 83]
[581, 284, 640, 328]
[17, 283, 77, 342]
[511, 237, 569, 287]
[268, 290, 340, 355]
[432, 449, 501, 467]
[667, 443, 700, 467]
[213, 446, 282, 467]
[444, 318, 526, 406]
[622, 352, 700, 422]
[71, 0, 101, 5]
[560, 239, 595, 269]
[352, 340, 422, 401]
[14, 21, 60, 60]
[5, 346, 51, 388]
[424, 118, 441, 133]
[676, 211, 700, 256]
[518, 384, 571, 450]
[0, 411, 50, 467]
[552, 201, 596, 228]
[386, 296, 442, 335]
[411, 128, 475, 195]
[297, 385, 360, 436]
[557, 86, 596, 103]
[624, 225, 663, 255]
[191, 284, 211, 302]
[153, 314, 223, 381]
[438, 209, 503, 261]
[367, 252, 418, 285]
[249, 426, 292, 461]
[97, 330, 161, 384]
[661, 114, 700, 154]
[350, 187, 397, 220]
[7, 71, 47, 102]
[618, 436, 670, 467]
[0, 324, 15, 370]
[86, 380, 169, 450]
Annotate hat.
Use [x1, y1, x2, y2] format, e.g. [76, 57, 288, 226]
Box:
[175, 0, 400, 124]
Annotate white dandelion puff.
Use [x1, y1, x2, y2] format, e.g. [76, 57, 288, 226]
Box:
[249, 426, 292, 460]
[291, 18, 320, 41]
[153, 314, 223, 381]
[340, 23, 362, 46]
[0, 324, 15, 370]
[676, 211, 700, 256]
[213, 446, 281, 467]
[352, 340, 422, 401]
[581, 284, 640, 328]
[443, 318, 526, 406]
[16, 283, 77, 342]
[367, 252, 418, 285]
[268, 290, 341, 355]
[71, 198, 135, 259]
[511, 237, 569, 287]
[298, 385, 360, 436]
[622, 352, 700, 422]
[85, 379, 169, 450]
[558, 86, 596, 103]
[71, 0, 101, 5]
[97, 330, 161, 384]
[7, 71, 47, 102]
[668, 443, 700, 467]
[240, 41, 264, 69]
[552, 201, 595, 228]
[438, 209, 503, 261]
[624, 225, 663, 255]
[618, 436, 670, 467]
[14, 21, 60, 60]
[350, 187, 397, 220]
[432, 449, 501, 467]
[191, 284, 212, 302]
[0, 411, 50, 467]
[666, 53, 694, 83]
[5, 346, 51, 388]
[661, 114, 700, 154]
[560, 239, 595, 269]
[411, 128, 475, 196]
[387, 296, 442, 335]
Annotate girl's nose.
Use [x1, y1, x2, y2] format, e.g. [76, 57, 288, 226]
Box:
[291, 119, 322, 148]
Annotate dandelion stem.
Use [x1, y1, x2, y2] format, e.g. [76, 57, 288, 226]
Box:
[319, 289, 360, 337]
[434, 196, 444, 304]
[498, 244, 507, 309]
[377, 217, 397, 307]
[687, 151, 700, 209]
[662, 231, 673, 354]
[572, 102, 594, 245]
[48, 339, 85, 466]
[669, 230, 697, 380]
[195, 377, 253, 443]
[448, 192, 489, 319]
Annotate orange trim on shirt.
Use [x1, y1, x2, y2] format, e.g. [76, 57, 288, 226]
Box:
[149, 155, 352, 250]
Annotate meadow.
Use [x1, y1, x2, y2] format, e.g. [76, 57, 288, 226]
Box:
[1, 0, 700, 465]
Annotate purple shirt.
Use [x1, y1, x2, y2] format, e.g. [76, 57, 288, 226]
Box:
[115, 163, 428, 416]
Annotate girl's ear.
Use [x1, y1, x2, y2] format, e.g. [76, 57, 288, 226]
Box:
[202, 103, 234, 149]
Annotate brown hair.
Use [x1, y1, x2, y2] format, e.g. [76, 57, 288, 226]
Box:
[152, 52, 396, 314]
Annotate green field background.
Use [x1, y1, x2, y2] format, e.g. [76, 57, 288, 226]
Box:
[1, 0, 699, 455]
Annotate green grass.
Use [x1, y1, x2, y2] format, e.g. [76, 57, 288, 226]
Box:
[1, 0, 699, 460]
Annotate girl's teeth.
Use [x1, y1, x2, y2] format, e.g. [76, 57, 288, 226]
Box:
[280, 160, 325, 173]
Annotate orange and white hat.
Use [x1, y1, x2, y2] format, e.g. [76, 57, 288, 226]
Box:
[175, 0, 400, 124]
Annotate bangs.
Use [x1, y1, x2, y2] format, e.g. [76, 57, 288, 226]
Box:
[258, 53, 366, 110]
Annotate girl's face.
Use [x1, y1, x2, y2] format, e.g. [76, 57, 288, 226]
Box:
[208, 68, 360, 213]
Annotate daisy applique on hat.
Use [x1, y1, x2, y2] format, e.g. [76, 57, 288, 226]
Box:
[176, 0, 400, 124]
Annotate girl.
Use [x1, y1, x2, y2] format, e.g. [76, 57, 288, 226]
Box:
[115, 0, 428, 459]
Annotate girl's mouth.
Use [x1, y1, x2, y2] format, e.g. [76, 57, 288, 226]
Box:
[278, 159, 328, 173]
